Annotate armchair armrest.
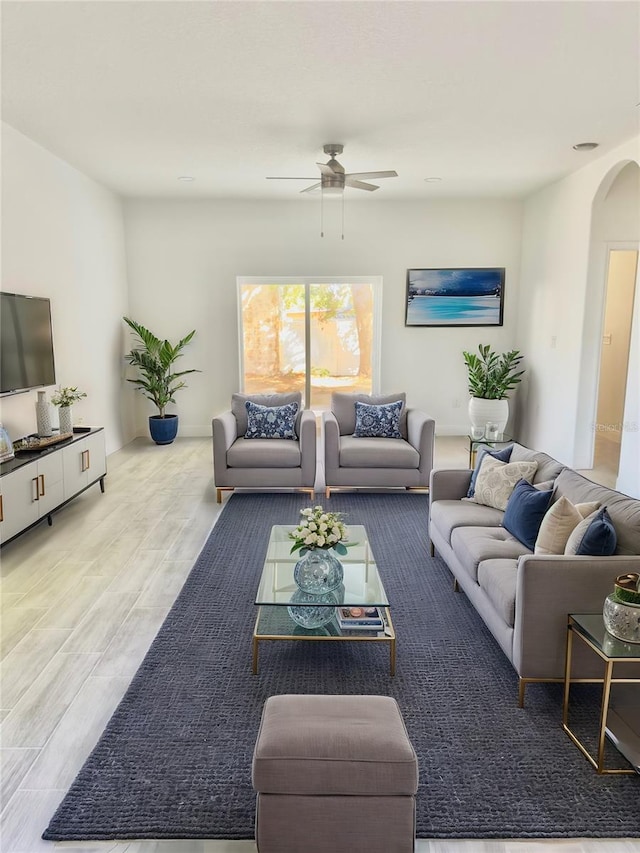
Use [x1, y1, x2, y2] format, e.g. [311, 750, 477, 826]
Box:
[299, 409, 317, 486]
[429, 468, 473, 502]
[406, 409, 435, 476]
[212, 410, 238, 478]
[322, 411, 340, 471]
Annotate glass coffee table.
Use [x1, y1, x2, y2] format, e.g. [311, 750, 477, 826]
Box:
[253, 525, 395, 675]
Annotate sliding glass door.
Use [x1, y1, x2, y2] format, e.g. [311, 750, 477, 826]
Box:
[238, 277, 381, 410]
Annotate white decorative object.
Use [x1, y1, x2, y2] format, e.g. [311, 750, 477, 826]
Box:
[603, 595, 640, 643]
[36, 391, 53, 437]
[59, 405, 73, 435]
[468, 397, 509, 436]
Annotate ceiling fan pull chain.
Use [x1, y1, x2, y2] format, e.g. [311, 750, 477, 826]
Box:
[320, 188, 324, 238]
[341, 191, 345, 240]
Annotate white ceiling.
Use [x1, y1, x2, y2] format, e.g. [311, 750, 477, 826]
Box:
[2, 1, 639, 201]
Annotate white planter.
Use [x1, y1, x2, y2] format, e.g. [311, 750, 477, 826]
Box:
[468, 397, 509, 437]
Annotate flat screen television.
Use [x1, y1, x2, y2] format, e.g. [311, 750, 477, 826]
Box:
[1, 292, 56, 395]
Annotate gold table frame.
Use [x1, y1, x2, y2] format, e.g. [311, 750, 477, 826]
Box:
[252, 607, 396, 676]
[562, 614, 640, 775]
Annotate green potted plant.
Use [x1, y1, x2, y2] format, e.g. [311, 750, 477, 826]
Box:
[51, 386, 87, 435]
[463, 344, 525, 436]
[123, 317, 200, 445]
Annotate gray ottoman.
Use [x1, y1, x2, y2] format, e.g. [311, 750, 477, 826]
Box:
[252, 694, 419, 853]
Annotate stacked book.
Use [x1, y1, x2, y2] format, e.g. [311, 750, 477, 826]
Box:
[336, 606, 384, 631]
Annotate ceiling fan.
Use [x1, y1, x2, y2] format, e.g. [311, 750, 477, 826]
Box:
[266, 143, 398, 194]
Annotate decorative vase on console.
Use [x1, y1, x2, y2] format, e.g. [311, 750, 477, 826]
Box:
[36, 391, 53, 437]
[51, 386, 87, 436]
[58, 406, 73, 435]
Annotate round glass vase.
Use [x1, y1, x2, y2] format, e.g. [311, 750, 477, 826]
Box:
[287, 588, 340, 629]
[293, 548, 344, 594]
[603, 593, 640, 643]
[58, 405, 73, 435]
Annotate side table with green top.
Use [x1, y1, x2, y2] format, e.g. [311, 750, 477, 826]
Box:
[562, 613, 640, 774]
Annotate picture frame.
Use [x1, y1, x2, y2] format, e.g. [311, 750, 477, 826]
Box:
[405, 267, 505, 327]
[0, 424, 15, 463]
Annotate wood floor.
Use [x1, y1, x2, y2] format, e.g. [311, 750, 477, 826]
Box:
[0, 436, 636, 853]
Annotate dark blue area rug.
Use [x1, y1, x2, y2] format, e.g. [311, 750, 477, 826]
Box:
[44, 493, 639, 840]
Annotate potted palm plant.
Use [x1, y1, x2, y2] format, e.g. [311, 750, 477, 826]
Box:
[124, 317, 200, 445]
[463, 344, 525, 436]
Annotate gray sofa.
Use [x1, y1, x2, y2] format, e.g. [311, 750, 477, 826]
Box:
[212, 392, 316, 502]
[429, 442, 640, 704]
[323, 392, 435, 498]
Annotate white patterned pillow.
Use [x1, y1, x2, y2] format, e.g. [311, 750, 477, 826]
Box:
[534, 497, 600, 555]
[244, 400, 299, 439]
[470, 456, 538, 511]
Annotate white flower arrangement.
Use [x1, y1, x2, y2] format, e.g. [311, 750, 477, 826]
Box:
[51, 386, 87, 407]
[289, 505, 350, 556]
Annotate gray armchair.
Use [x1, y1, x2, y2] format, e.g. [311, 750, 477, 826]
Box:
[212, 392, 316, 503]
[322, 392, 435, 498]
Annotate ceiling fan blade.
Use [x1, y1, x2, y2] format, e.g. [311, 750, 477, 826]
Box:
[344, 170, 398, 180]
[266, 176, 317, 180]
[345, 178, 379, 191]
[300, 182, 322, 193]
[316, 163, 338, 177]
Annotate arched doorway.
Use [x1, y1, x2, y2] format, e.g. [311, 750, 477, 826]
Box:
[575, 160, 640, 494]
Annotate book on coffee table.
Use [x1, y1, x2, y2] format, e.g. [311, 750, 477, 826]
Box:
[336, 606, 384, 629]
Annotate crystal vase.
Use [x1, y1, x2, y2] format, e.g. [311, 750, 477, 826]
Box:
[58, 405, 73, 435]
[293, 548, 344, 594]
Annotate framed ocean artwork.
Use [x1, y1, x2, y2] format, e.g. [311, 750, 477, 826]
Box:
[405, 268, 505, 327]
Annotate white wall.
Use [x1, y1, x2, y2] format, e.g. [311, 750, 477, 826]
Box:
[516, 136, 640, 474]
[123, 197, 523, 436]
[1, 124, 133, 454]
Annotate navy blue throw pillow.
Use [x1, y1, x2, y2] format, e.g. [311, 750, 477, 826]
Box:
[467, 444, 513, 498]
[575, 507, 617, 556]
[502, 478, 553, 550]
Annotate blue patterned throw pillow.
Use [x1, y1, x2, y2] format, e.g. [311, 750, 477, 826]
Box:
[353, 400, 403, 439]
[244, 400, 299, 439]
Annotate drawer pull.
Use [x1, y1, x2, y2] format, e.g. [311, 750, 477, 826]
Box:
[0, 494, 3, 522]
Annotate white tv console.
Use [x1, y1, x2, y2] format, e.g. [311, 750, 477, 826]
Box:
[0, 427, 106, 546]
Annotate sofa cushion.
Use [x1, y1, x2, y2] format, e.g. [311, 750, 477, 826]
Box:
[430, 500, 504, 545]
[339, 435, 419, 469]
[502, 479, 553, 550]
[554, 468, 640, 556]
[245, 400, 299, 440]
[227, 437, 302, 468]
[534, 496, 600, 555]
[232, 392, 302, 437]
[565, 507, 618, 556]
[467, 444, 513, 498]
[331, 392, 407, 439]
[509, 444, 565, 485]
[450, 526, 531, 583]
[477, 559, 518, 628]
[353, 400, 403, 439]
[470, 456, 538, 511]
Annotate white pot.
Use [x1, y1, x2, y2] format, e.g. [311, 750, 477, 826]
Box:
[468, 397, 509, 436]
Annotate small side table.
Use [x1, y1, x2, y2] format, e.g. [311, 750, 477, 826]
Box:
[562, 613, 640, 774]
[468, 434, 513, 467]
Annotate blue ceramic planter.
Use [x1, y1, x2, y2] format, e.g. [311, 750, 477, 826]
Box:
[149, 414, 178, 445]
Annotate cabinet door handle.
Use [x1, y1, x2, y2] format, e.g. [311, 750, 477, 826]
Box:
[32, 476, 40, 502]
[81, 449, 90, 472]
[0, 494, 3, 522]
[39, 474, 45, 497]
